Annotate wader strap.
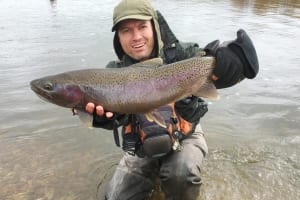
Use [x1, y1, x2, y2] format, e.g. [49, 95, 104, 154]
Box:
[113, 119, 120, 147]
[171, 116, 183, 151]
[130, 114, 139, 134]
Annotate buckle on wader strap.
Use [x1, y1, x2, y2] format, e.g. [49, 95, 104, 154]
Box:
[171, 117, 183, 151]
[123, 115, 140, 156]
[113, 115, 140, 155]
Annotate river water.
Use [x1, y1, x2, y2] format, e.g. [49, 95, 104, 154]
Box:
[0, 0, 299, 199]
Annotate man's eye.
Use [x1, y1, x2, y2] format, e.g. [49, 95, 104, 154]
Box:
[120, 28, 129, 33]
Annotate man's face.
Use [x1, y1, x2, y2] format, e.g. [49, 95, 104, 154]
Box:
[117, 19, 155, 61]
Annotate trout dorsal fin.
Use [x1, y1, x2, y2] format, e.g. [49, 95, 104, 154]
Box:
[131, 58, 163, 68]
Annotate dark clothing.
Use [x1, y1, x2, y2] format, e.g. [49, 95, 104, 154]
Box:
[95, 5, 258, 199]
[95, 10, 209, 200]
[105, 127, 207, 200]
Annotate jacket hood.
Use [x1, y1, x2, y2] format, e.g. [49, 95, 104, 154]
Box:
[112, 0, 163, 61]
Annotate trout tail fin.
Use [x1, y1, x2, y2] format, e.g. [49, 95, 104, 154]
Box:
[193, 80, 219, 100]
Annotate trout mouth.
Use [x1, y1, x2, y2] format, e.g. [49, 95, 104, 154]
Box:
[30, 79, 54, 101]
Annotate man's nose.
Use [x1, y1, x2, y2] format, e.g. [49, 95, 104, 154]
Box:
[132, 29, 142, 40]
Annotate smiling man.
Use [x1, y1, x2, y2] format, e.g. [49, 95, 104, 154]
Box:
[117, 19, 155, 61]
[84, 0, 259, 199]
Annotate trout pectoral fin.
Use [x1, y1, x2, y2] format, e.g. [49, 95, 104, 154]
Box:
[193, 80, 219, 100]
[144, 111, 167, 128]
[74, 109, 94, 128]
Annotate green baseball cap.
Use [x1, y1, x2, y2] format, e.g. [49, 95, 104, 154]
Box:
[112, 0, 155, 32]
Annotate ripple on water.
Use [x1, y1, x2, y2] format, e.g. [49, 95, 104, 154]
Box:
[199, 140, 300, 200]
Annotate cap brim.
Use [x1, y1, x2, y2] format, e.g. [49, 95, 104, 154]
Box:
[112, 15, 152, 32]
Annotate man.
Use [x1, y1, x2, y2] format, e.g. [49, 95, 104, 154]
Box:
[85, 0, 259, 199]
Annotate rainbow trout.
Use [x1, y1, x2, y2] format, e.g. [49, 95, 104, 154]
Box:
[30, 56, 218, 121]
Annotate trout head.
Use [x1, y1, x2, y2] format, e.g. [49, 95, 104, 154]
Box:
[30, 74, 84, 109]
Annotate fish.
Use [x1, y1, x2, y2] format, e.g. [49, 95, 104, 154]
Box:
[30, 56, 219, 126]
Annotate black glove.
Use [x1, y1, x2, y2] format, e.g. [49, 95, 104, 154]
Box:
[175, 96, 208, 123]
[92, 112, 128, 130]
[204, 29, 259, 89]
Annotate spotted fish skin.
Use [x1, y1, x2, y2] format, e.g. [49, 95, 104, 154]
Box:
[30, 56, 218, 114]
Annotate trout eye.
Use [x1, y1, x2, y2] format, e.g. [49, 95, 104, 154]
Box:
[43, 82, 53, 91]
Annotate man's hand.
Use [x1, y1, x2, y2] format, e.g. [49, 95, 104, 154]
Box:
[85, 102, 114, 118]
[84, 103, 127, 130]
[204, 29, 259, 89]
[204, 39, 244, 88]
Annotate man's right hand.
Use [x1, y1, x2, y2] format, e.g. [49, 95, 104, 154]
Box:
[85, 102, 114, 118]
[85, 103, 127, 130]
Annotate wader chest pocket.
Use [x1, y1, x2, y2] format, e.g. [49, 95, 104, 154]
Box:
[142, 134, 172, 158]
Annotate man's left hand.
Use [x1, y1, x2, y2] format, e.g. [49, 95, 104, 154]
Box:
[204, 29, 259, 89]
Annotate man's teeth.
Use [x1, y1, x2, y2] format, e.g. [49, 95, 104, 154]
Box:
[133, 44, 144, 48]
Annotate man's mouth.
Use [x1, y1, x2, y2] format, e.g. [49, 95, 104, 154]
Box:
[132, 43, 145, 49]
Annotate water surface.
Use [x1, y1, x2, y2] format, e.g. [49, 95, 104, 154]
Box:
[0, 0, 299, 199]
